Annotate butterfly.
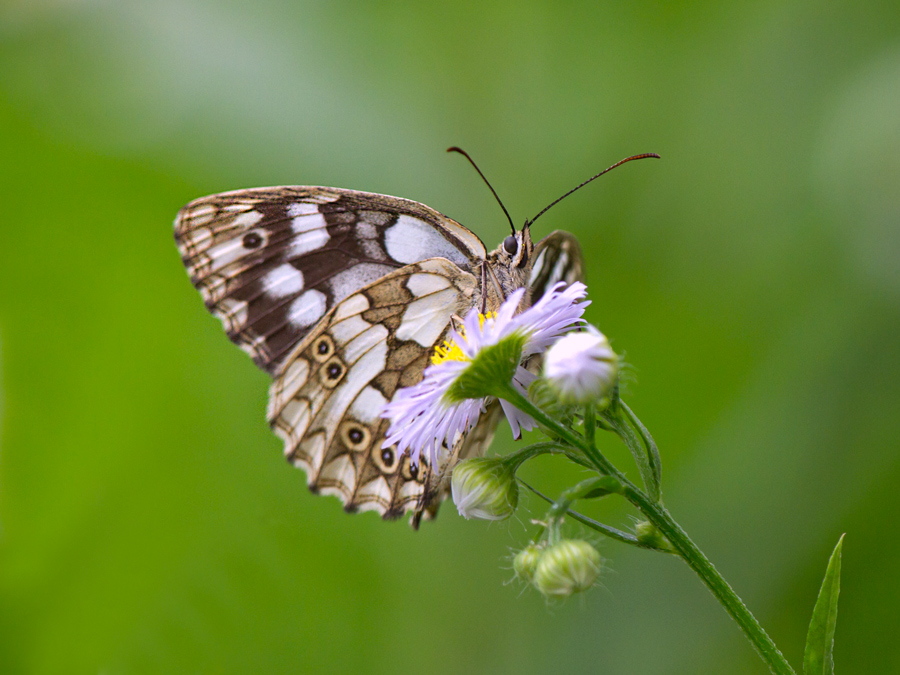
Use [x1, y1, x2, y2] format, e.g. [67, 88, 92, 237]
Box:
[174, 151, 653, 525]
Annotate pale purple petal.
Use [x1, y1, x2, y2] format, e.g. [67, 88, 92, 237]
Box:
[381, 360, 486, 468]
[516, 282, 589, 356]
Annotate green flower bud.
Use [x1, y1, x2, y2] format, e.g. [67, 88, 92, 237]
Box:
[533, 539, 602, 597]
[513, 544, 544, 582]
[634, 521, 674, 552]
[451, 457, 519, 521]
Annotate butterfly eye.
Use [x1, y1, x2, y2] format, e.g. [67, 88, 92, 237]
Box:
[503, 235, 518, 255]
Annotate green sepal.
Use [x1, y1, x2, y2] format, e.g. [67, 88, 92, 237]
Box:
[803, 534, 845, 675]
[528, 377, 578, 424]
[603, 399, 662, 503]
[582, 475, 626, 499]
[445, 332, 527, 402]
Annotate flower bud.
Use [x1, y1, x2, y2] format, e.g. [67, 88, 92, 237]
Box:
[543, 328, 618, 404]
[533, 539, 602, 597]
[512, 543, 544, 582]
[634, 521, 674, 552]
[451, 457, 519, 521]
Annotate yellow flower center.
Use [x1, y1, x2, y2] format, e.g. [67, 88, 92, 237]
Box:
[431, 312, 495, 366]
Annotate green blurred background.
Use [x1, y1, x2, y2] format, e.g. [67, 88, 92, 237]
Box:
[1, 1, 898, 673]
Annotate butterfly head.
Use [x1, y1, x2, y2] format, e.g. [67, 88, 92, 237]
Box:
[486, 224, 535, 305]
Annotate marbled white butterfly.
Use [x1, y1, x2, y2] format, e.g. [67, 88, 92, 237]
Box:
[174, 150, 655, 525]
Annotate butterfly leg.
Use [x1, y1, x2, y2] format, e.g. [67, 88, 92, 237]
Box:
[485, 263, 505, 305]
[480, 263, 489, 314]
[480, 261, 505, 313]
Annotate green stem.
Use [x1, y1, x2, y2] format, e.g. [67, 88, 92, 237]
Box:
[584, 403, 596, 447]
[502, 441, 565, 470]
[520, 480, 673, 553]
[501, 385, 796, 675]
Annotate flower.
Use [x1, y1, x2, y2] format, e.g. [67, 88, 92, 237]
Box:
[532, 539, 602, 597]
[381, 282, 588, 469]
[451, 457, 519, 520]
[543, 327, 618, 404]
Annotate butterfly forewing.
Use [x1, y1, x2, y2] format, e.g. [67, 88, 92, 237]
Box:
[174, 187, 486, 375]
[266, 258, 478, 518]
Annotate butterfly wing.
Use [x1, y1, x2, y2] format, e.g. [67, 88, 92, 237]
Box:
[266, 257, 479, 519]
[174, 187, 487, 375]
[529, 230, 585, 300]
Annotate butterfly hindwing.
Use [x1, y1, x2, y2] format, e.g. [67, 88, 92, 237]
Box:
[174, 187, 487, 374]
[266, 258, 478, 518]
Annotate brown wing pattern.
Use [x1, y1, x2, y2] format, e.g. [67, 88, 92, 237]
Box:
[266, 258, 478, 519]
[174, 187, 486, 375]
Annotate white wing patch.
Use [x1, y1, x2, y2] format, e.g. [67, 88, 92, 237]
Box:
[328, 263, 396, 303]
[395, 287, 459, 347]
[287, 202, 321, 217]
[350, 386, 388, 424]
[288, 290, 327, 328]
[333, 293, 370, 321]
[384, 215, 469, 268]
[344, 324, 389, 364]
[406, 272, 451, 296]
[261, 263, 305, 298]
[288, 212, 330, 256]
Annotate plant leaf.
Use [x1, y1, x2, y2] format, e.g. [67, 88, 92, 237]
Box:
[803, 534, 845, 675]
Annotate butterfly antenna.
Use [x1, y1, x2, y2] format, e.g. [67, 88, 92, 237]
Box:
[447, 146, 516, 234]
[524, 153, 660, 228]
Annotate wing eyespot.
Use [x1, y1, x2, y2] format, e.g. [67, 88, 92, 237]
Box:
[373, 446, 400, 474]
[312, 335, 335, 362]
[319, 356, 346, 388]
[340, 422, 371, 451]
[242, 231, 265, 249]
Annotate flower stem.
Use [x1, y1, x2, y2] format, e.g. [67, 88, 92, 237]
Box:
[520, 480, 673, 553]
[501, 386, 796, 675]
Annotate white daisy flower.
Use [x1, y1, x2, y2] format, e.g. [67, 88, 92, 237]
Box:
[380, 282, 588, 469]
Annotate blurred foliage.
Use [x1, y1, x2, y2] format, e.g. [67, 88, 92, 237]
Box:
[1, 1, 898, 673]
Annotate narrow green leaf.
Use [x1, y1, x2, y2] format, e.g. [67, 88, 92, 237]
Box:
[803, 534, 845, 675]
